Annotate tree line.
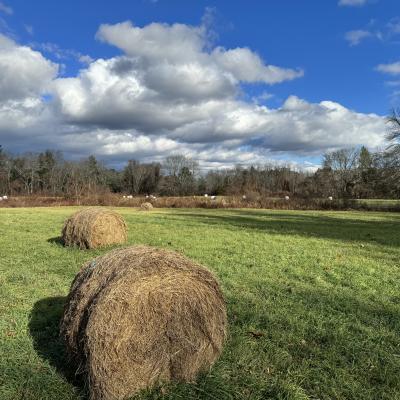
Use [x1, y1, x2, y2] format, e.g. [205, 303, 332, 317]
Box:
[1, 112, 399, 199]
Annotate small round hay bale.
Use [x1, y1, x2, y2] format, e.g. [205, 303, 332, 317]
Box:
[140, 202, 154, 211]
[61, 208, 127, 249]
[60, 245, 227, 400]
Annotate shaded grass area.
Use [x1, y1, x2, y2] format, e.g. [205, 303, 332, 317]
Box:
[169, 209, 400, 246]
[0, 207, 400, 399]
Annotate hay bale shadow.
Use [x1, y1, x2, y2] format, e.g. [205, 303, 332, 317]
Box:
[47, 236, 64, 246]
[29, 296, 86, 395]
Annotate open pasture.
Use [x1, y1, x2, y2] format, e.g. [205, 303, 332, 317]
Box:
[0, 207, 400, 400]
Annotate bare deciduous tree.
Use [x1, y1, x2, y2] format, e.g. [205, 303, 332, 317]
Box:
[323, 148, 360, 197]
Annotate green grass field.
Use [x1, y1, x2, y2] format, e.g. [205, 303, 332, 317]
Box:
[1, 207, 400, 400]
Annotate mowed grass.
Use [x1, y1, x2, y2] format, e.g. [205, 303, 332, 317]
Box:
[1, 207, 400, 400]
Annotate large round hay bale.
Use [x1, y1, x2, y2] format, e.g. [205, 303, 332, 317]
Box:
[140, 202, 154, 211]
[61, 208, 127, 249]
[60, 245, 227, 400]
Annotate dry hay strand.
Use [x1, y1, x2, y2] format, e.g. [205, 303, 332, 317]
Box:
[140, 202, 154, 211]
[60, 245, 227, 400]
[62, 208, 127, 249]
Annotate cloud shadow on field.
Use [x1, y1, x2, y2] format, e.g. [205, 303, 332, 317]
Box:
[168, 210, 400, 247]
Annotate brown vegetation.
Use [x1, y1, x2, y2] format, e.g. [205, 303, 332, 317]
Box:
[60, 245, 227, 400]
[1, 194, 400, 211]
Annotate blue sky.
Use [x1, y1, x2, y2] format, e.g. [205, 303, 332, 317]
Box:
[0, 0, 399, 169]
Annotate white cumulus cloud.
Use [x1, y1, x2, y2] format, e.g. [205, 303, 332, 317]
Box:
[212, 47, 303, 84]
[0, 19, 387, 169]
[96, 20, 303, 85]
[0, 34, 58, 102]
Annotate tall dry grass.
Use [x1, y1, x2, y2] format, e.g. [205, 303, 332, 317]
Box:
[1, 194, 400, 211]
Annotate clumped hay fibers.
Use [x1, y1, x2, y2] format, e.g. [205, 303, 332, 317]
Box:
[60, 245, 227, 400]
[62, 208, 127, 249]
[140, 202, 154, 211]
